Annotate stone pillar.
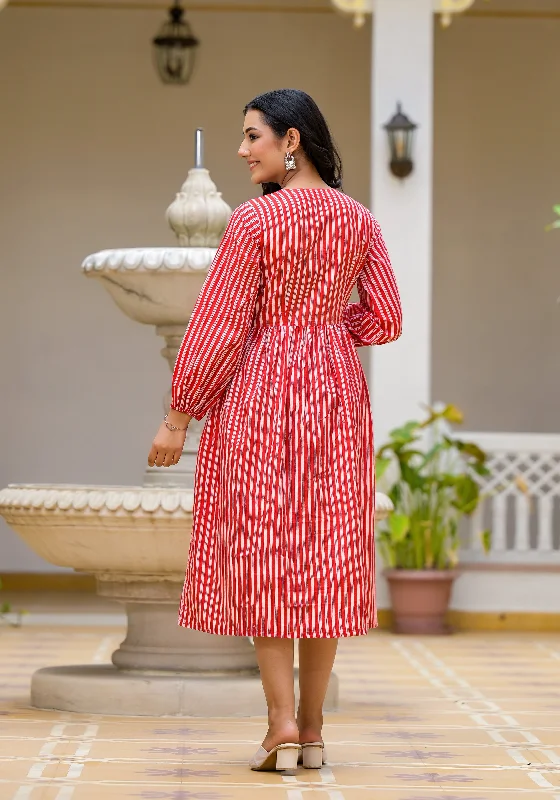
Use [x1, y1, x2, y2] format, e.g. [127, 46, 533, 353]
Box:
[370, 0, 434, 446]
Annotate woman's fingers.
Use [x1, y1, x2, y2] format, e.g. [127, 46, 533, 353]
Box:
[148, 421, 188, 467]
[162, 451, 175, 468]
[148, 446, 183, 468]
[148, 444, 166, 467]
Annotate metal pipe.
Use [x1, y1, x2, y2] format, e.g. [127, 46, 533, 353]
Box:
[195, 128, 204, 169]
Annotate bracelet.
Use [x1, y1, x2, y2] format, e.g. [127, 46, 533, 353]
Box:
[164, 413, 188, 432]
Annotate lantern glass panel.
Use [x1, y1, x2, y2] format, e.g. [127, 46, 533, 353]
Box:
[153, 6, 199, 85]
[392, 131, 408, 161]
[155, 42, 196, 84]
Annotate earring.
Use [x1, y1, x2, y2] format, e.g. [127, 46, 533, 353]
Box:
[284, 151, 296, 171]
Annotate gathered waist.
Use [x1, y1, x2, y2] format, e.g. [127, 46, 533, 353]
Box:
[253, 321, 345, 330]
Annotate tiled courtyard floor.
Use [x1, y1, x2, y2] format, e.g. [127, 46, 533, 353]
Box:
[1, 624, 560, 799]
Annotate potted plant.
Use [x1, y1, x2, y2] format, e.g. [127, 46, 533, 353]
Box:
[375, 404, 491, 634]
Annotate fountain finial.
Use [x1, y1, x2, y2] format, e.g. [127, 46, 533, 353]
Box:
[166, 127, 232, 247]
[195, 127, 204, 168]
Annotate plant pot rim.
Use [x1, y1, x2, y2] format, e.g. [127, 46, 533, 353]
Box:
[383, 568, 459, 580]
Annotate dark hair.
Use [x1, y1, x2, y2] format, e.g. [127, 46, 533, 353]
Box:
[243, 89, 343, 196]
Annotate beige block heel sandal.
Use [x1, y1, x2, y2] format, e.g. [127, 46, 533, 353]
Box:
[300, 742, 326, 768]
[249, 743, 301, 771]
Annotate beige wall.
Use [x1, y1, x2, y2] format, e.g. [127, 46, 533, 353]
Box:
[0, 6, 371, 570]
[432, 14, 560, 432]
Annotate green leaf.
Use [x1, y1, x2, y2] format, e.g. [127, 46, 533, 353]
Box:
[471, 462, 491, 477]
[452, 475, 480, 514]
[452, 439, 487, 463]
[419, 403, 463, 428]
[387, 421, 421, 446]
[424, 525, 434, 568]
[553, 205, 560, 216]
[389, 513, 411, 543]
[375, 456, 392, 480]
[480, 529, 492, 553]
[400, 463, 427, 491]
[545, 219, 560, 231]
[398, 449, 424, 462]
[441, 404, 464, 424]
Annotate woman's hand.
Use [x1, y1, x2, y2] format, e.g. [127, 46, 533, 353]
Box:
[148, 410, 191, 467]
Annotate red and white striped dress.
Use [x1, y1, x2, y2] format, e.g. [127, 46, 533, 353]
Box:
[172, 187, 402, 638]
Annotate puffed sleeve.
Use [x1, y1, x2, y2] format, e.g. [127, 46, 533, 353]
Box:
[170, 203, 262, 419]
[342, 221, 402, 347]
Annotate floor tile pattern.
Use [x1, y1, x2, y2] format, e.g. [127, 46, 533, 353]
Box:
[1, 625, 560, 799]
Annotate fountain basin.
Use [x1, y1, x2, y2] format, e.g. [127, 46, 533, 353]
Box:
[82, 247, 214, 326]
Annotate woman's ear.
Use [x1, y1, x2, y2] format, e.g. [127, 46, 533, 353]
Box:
[287, 127, 301, 150]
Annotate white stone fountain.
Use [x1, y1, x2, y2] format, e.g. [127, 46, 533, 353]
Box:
[0, 130, 393, 716]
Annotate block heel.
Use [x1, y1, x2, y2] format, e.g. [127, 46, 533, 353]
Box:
[302, 742, 325, 769]
[275, 744, 300, 770]
[249, 743, 301, 771]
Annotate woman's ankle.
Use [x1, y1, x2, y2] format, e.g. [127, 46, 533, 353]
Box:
[297, 710, 323, 743]
[298, 725, 323, 744]
[268, 708, 298, 728]
[262, 716, 299, 750]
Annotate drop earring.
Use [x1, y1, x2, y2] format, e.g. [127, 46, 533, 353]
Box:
[284, 151, 296, 171]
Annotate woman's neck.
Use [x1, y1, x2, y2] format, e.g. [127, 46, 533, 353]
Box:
[279, 165, 329, 191]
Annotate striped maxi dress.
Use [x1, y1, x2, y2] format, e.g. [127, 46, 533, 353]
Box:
[171, 187, 402, 639]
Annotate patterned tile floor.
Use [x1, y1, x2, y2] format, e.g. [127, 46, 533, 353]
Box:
[1, 623, 560, 799]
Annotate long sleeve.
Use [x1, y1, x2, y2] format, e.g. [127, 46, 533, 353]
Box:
[342, 221, 402, 347]
[171, 203, 262, 419]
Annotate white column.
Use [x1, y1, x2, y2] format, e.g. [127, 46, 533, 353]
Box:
[370, 0, 434, 446]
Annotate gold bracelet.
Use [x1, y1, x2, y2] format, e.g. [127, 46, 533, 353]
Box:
[164, 413, 188, 432]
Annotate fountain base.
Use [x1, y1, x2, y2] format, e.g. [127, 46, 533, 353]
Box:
[31, 665, 339, 717]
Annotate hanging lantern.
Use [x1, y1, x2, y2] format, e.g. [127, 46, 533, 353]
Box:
[383, 103, 418, 180]
[152, 0, 200, 86]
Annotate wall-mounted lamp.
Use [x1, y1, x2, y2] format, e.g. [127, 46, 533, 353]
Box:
[383, 103, 418, 179]
[152, 0, 200, 86]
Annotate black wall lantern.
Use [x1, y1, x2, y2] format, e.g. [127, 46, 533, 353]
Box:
[153, 0, 200, 86]
[383, 103, 418, 179]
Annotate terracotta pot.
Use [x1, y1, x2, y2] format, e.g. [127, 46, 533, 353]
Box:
[384, 569, 459, 635]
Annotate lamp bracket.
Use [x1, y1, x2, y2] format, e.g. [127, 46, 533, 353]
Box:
[330, 0, 478, 28]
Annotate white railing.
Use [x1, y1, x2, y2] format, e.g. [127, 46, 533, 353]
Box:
[461, 433, 560, 566]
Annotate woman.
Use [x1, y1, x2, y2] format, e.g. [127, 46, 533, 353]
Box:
[148, 89, 402, 772]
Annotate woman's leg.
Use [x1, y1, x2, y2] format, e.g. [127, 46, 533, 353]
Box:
[297, 638, 338, 743]
[253, 637, 299, 750]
